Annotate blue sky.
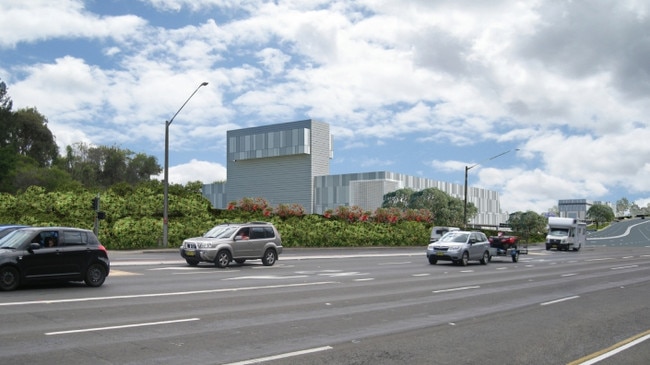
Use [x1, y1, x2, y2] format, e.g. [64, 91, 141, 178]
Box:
[1, 0, 649, 214]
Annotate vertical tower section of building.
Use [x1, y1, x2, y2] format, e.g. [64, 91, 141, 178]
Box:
[226, 119, 331, 213]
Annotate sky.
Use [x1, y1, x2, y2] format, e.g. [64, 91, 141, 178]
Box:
[1, 0, 649, 215]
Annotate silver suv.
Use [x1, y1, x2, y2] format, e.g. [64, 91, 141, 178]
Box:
[180, 222, 283, 268]
[426, 230, 491, 266]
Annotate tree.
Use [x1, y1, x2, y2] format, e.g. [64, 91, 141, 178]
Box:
[616, 198, 630, 216]
[382, 188, 414, 209]
[10, 107, 58, 167]
[61, 142, 161, 189]
[507, 211, 547, 243]
[586, 204, 614, 229]
[383, 187, 474, 226]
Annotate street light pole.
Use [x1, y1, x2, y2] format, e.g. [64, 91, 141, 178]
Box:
[463, 149, 517, 229]
[163, 81, 208, 247]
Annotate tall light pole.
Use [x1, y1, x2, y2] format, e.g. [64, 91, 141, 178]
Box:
[163, 81, 208, 247]
[463, 149, 517, 229]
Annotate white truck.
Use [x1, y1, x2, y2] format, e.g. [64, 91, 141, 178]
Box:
[545, 217, 587, 251]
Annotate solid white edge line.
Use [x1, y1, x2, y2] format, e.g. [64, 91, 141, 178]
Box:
[223, 346, 333, 365]
[540, 295, 580, 306]
[574, 332, 650, 365]
[45, 318, 199, 336]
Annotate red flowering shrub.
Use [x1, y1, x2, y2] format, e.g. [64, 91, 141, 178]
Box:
[275, 203, 305, 218]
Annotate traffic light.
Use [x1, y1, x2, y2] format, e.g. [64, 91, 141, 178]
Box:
[91, 197, 99, 211]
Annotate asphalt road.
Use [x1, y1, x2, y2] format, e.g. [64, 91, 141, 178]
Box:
[0, 222, 648, 365]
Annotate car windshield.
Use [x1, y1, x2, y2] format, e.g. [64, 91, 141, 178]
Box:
[439, 232, 469, 243]
[204, 225, 238, 239]
[0, 230, 34, 249]
[549, 228, 569, 236]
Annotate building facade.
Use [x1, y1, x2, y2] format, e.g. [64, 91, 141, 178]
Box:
[558, 199, 592, 220]
[203, 119, 507, 226]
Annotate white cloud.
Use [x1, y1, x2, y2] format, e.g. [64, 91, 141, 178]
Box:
[155, 159, 227, 185]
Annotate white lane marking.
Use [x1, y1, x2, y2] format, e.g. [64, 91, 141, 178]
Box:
[354, 278, 374, 282]
[412, 273, 430, 277]
[223, 346, 333, 365]
[223, 275, 308, 280]
[378, 261, 412, 265]
[610, 265, 638, 270]
[0, 282, 337, 307]
[45, 318, 199, 336]
[562, 273, 578, 277]
[433, 286, 480, 293]
[318, 272, 367, 277]
[585, 257, 615, 262]
[541, 295, 580, 306]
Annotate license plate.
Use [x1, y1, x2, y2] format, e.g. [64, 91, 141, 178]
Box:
[185, 250, 195, 257]
[437, 252, 444, 256]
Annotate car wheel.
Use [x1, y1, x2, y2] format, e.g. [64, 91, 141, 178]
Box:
[480, 251, 489, 265]
[460, 252, 469, 266]
[84, 263, 107, 287]
[235, 259, 246, 265]
[428, 256, 437, 265]
[261, 249, 277, 266]
[186, 259, 200, 266]
[215, 250, 231, 268]
[0, 266, 20, 291]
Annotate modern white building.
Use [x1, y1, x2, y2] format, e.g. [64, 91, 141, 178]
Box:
[202, 119, 507, 226]
[558, 199, 592, 220]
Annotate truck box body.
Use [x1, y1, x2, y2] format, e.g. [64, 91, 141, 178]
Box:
[545, 217, 586, 251]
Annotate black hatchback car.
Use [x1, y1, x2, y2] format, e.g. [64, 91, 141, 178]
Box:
[0, 227, 110, 291]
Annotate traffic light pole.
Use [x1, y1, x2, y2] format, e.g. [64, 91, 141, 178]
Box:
[92, 194, 100, 236]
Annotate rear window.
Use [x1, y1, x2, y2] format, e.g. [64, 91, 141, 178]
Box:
[250, 226, 276, 239]
[61, 230, 95, 246]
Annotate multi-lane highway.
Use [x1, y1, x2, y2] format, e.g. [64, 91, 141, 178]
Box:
[0, 219, 648, 364]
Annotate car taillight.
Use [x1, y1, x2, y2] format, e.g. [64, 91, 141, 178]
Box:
[98, 244, 107, 253]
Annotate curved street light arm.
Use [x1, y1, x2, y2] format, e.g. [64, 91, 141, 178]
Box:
[463, 148, 518, 228]
[166, 81, 209, 127]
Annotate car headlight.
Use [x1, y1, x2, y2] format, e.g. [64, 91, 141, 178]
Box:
[447, 245, 462, 250]
[199, 242, 216, 248]
[428, 244, 435, 249]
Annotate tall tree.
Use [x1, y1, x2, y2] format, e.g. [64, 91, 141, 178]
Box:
[507, 211, 547, 243]
[62, 142, 161, 189]
[586, 204, 615, 229]
[382, 188, 414, 209]
[383, 187, 475, 226]
[0, 80, 17, 192]
[615, 198, 630, 216]
[10, 107, 58, 167]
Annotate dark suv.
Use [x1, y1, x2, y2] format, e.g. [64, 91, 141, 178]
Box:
[0, 227, 110, 291]
[180, 222, 283, 268]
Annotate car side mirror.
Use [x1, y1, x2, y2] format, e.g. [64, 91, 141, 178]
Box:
[469, 239, 477, 244]
[28, 242, 41, 252]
